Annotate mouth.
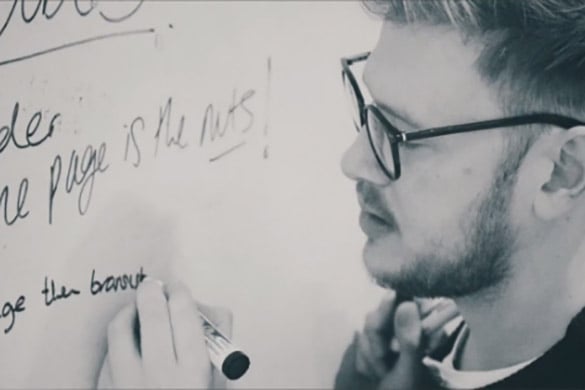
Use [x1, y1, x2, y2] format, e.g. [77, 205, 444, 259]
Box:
[359, 209, 397, 240]
[356, 182, 398, 239]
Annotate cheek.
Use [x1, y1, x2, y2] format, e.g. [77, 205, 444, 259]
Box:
[392, 144, 500, 247]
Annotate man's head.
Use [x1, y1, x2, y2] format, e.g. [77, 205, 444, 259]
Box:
[342, 0, 585, 298]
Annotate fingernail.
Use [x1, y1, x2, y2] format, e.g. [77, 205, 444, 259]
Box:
[395, 303, 422, 350]
[395, 302, 419, 329]
[146, 277, 169, 300]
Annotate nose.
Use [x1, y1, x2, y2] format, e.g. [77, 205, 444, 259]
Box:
[341, 128, 389, 186]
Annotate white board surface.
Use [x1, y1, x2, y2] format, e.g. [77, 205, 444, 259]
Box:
[0, 1, 384, 387]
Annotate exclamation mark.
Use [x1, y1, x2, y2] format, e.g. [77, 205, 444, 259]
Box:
[263, 56, 272, 159]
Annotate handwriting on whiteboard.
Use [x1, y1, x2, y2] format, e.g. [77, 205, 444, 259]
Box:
[1, 266, 147, 335]
[0, 0, 151, 67]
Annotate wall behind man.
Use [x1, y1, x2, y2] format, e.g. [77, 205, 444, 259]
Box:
[0, 1, 382, 387]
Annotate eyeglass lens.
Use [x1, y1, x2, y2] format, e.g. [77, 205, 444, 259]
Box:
[365, 108, 396, 178]
[342, 72, 362, 131]
[343, 67, 397, 178]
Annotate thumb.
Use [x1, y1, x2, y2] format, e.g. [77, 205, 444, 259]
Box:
[380, 302, 423, 389]
[394, 302, 422, 353]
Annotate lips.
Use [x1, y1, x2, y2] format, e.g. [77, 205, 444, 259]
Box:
[356, 181, 398, 238]
[359, 210, 396, 239]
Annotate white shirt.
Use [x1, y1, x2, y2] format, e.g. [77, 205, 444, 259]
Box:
[422, 321, 541, 389]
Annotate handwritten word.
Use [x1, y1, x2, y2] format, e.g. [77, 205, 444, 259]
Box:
[124, 116, 144, 168]
[0, 177, 29, 226]
[0, 0, 144, 39]
[0, 295, 25, 334]
[124, 97, 189, 165]
[263, 57, 272, 159]
[0, 102, 60, 157]
[200, 89, 255, 146]
[122, 90, 262, 166]
[154, 97, 188, 156]
[48, 142, 109, 224]
[41, 276, 80, 307]
[90, 267, 146, 295]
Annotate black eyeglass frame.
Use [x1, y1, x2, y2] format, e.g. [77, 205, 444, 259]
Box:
[341, 51, 585, 180]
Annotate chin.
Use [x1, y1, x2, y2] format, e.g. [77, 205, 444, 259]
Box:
[362, 240, 441, 297]
[363, 238, 405, 285]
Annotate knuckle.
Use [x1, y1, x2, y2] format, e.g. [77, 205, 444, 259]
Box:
[355, 353, 368, 375]
[378, 294, 395, 311]
[356, 332, 370, 355]
[364, 311, 380, 331]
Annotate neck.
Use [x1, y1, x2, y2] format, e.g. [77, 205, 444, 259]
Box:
[453, 251, 585, 371]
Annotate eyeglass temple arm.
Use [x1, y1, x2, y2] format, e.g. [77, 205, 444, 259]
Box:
[404, 114, 585, 141]
[341, 52, 370, 67]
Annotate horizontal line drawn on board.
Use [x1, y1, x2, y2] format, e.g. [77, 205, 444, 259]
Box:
[0, 28, 155, 67]
[209, 141, 247, 163]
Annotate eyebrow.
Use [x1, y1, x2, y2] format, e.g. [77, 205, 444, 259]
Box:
[362, 74, 424, 130]
[374, 99, 423, 130]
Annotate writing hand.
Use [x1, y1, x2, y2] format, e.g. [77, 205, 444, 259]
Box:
[97, 279, 232, 389]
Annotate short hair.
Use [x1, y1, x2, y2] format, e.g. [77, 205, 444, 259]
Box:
[364, 0, 585, 162]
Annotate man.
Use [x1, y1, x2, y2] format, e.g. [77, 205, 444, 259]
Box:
[99, 0, 585, 388]
[335, 0, 585, 388]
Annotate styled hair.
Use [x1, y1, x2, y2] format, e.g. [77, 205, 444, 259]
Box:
[364, 1, 585, 116]
[364, 0, 585, 159]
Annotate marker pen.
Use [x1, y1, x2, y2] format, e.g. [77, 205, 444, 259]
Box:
[132, 279, 250, 380]
[199, 310, 250, 380]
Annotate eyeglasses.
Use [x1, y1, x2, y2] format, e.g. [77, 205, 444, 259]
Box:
[341, 52, 585, 181]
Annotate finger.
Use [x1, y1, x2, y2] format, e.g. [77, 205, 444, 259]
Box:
[363, 292, 398, 359]
[355, 331, 387, 379]
[394, 302, 422, 354]
[416, 297, 451, 317]
[197, 302, 233, 339]
[166, 282, 210, 378]
[197, 302, 234, 387]
[421, 302, 460, 335]
[381, 302, 423, 389]
[106, 303, 142, 387]
[389, 337, 400, 353]
[354, 345, 370, 379]
[364, 291, 397, 335]
[136, 278, 175, 370]
[96, 354, 113, 389]
[425, 328, 451, 355]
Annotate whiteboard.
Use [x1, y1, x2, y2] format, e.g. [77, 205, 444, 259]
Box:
[0, 1, 383, 387]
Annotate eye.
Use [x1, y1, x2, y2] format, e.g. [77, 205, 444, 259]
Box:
[402, 141, 424, 150]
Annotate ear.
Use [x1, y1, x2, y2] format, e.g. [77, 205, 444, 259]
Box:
[534, 126, 585, 221]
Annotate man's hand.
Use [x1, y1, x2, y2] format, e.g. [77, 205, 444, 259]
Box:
[357, 293, 423, 389]
[335, 291, 459, 389]
[97, 279, 233, 389]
